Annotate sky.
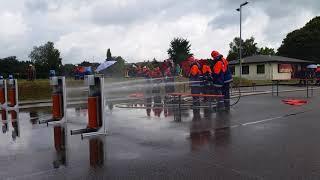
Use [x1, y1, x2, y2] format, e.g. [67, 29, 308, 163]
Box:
[0, 0, 319, 64]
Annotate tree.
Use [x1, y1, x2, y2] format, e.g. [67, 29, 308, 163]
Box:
[106, 48, 112, 61]
[227, 37, 259, 61]
[0, 56, 30, 78]
[278, 16, 320, 63]
[61, 64, 76, 77]
[79, 61, 91, 66]
[102, 56, 126, 77]
[258, 47, 276, 55]
[167, 37, 192, 64]
[29, 41, 62, 77]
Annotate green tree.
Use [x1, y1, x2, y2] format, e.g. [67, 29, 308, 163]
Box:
[259, 47, 276, 55]
[102, 56, 126, 77]
[278, 16, 320, 63]
[61, 64, 76, 77]
[0, 56, 30, 78]
[106, 48, 112, 61]
[79, 61, 91, 66]
[29, 41, 62, 77]
[167, 37, 192, 64]
[227, 37, 259, 61]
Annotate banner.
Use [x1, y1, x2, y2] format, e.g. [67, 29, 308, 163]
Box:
[278, 64, 292, 73]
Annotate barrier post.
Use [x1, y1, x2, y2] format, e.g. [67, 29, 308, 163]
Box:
[0, 76, 8, 133]
[70, 75, 106, 139]
[7, 75, 20, 139]
[39, 71, 67, 125]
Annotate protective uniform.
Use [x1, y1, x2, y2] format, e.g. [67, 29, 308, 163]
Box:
[189, 63, 202, 106]
[163, 61, 175, 95]
[315, 68, 320, 86]
[211, 51, 224, 111]
[201, 64, 214, 103]
[211, 50, 233, 111]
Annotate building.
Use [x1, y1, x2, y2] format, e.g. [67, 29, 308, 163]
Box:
[229, 55, 313, 80]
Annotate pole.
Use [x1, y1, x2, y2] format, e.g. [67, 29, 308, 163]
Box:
[237, 1, 248, 87]
[239, 6, 242, 86]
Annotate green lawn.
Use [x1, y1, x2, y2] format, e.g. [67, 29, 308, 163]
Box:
[16, 77, 301, 101]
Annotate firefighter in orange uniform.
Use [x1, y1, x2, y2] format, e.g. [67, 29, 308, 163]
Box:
[211, 50, 233, 111]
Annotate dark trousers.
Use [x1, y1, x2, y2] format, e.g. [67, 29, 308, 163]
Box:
[191, 87, 202, 106]
[203, 86, 215, 104]
[214, 87, 223, 111]
[222, 83, 230, 111]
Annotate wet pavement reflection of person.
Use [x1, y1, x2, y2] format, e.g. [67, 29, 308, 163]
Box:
[29, 111, 39, 125]
[190, 107, 232, 151]
[213, 111, 232, 146]
[190, 109, 212, 151]
[11, 111, 19, 141]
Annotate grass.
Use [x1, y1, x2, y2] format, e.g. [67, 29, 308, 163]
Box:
[16, 77, 301, 101]
[18, 79, 51, 101]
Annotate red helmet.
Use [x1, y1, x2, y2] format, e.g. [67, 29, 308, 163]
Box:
[211, 50, 220, 59]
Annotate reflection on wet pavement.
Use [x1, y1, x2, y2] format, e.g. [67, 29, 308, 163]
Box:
[0, 90, 320, 179]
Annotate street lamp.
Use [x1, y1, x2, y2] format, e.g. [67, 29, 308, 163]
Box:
[236, 1, 249, 86]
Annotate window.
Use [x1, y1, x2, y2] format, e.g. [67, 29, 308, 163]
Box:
[230, 66, 235, 75]
[257, 64, 265, 74]
[242, 65, 249, 75]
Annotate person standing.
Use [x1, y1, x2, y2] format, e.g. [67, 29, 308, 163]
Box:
[211, 51, 225, 111]
[212, 51, 233, 111]
[189, 61, 202, 107]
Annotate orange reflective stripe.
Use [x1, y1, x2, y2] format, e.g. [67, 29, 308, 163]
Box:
[222, 58, 228, 72]
[190, 65, 200, 76]
[202, 65, 212, 74]
[213, 61, 223, 74]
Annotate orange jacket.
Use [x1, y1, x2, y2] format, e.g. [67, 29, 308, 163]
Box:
[202, 64, 212, 74]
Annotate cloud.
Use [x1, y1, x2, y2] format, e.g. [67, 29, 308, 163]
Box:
[0, 0, 319, 63]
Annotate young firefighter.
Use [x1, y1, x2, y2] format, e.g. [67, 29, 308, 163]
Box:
[201, 63, 213, 103]
[211, 50, 233, 111]
[189, 61, 202, 107]
[210, 51, 224, 111]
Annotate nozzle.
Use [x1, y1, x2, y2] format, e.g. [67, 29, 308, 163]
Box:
[70, 128, 97, 135]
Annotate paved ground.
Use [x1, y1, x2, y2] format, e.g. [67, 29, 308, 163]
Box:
[0, 88, 320, 179]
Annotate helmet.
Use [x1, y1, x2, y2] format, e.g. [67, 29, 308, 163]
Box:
[211, 50, 222, 61]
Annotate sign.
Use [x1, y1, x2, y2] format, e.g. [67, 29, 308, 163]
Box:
[278, 64, 292, 73]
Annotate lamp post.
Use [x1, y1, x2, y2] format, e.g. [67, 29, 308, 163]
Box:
[236, 1, 249, 86]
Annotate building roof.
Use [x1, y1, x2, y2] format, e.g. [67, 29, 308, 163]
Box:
[229, 55, 313, 65]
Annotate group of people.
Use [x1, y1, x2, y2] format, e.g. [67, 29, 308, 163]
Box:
[188, 50, 232, 112]
[296, 67, 320, 86]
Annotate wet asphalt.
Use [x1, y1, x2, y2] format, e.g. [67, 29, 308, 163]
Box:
[0, 88, 320, 180]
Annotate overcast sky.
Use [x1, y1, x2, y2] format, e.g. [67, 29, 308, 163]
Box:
[0, 0, 319, 64]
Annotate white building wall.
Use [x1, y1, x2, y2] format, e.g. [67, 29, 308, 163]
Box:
[233, 63, 291, 80]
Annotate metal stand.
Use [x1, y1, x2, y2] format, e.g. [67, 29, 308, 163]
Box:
[70, 75, 107, 139]
[39, 76, 67, 125]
